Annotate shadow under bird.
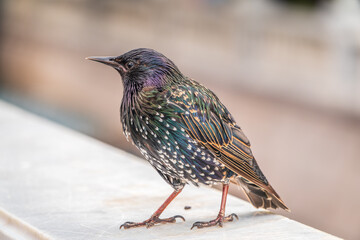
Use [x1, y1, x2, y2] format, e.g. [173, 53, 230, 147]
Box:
[87, 48, 289, 230]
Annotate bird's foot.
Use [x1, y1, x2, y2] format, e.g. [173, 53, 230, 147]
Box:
[191, 213, 238, 229]
[120, 215, 185, 229]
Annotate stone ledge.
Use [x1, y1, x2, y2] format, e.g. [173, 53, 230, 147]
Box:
[0, 100, 339, 240]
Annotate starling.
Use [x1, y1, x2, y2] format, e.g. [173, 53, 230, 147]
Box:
[87, 48, 289, 230]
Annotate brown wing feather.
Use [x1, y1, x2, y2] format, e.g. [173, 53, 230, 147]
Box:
[183, 111, 269, 188]
[171, 81, 288, 210]
[168, 80, 288, 210]
[182, 110, 289, 210]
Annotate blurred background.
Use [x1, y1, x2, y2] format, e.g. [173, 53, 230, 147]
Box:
[1, 0, 359, 239]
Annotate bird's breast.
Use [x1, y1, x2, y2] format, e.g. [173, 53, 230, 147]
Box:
[120, 94, 228, 186]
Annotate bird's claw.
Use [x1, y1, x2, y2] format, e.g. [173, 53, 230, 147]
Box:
[120, 215, 185, 229]
[191, 213, 238, 230]
[169, 215, 186, 222]
[120, 221, 139, 229]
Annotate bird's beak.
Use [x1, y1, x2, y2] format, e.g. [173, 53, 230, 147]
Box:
[86, 56, 127, 75]
[86, 56, 118, 67]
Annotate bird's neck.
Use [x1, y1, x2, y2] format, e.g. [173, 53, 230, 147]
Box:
[120, 83, 164, 119]
[120, 71, 184, 119]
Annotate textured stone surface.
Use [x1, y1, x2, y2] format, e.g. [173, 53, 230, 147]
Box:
[0, 101, 339, 240]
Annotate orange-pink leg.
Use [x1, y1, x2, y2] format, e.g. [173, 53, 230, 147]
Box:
[120, 188, 185, 229]
[191, 184, 238, 229]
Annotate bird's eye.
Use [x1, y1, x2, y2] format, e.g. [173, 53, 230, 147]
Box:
[125, 61, 135, 70]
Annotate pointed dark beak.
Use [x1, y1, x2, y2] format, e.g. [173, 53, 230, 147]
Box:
[86, 56, 118, 67]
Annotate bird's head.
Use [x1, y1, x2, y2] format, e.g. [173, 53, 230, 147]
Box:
[87, 48, 183, 92]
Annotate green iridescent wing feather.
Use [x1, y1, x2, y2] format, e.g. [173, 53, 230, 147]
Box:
[168, 79, 272, 190]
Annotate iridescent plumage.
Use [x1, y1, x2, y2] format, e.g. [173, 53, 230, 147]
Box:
[87, 48, 289, 229]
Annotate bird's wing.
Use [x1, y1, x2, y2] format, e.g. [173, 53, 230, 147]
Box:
[167, 80, 270, 190]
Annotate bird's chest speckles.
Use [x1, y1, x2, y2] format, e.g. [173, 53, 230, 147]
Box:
[122, 110, 226, 186]
[123, 108, 180, 168]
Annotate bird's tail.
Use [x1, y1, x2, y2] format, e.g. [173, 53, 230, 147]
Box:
[236, 177, 290, 211]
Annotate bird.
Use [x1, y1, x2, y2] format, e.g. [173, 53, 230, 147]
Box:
[86, 48, 289, 230]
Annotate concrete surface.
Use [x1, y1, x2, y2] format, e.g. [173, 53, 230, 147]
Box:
[0, 100, 340, 239]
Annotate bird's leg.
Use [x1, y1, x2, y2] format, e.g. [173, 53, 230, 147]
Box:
[191, 183, 238, 229]
[120, 188, 185, 229]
